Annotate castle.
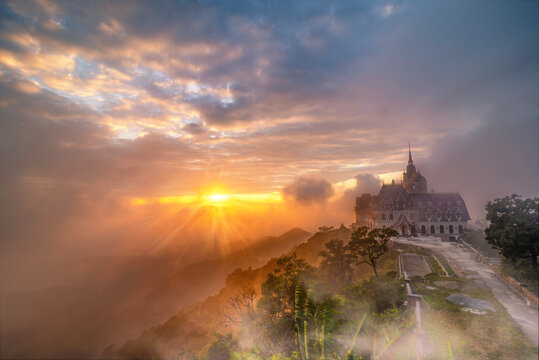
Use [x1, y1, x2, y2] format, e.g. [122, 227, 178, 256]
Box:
[355, 145, 470, 236]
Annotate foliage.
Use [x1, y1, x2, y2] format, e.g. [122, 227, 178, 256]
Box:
[255, 254, 314, 356]
[460, 228, 499, 257]
[318, 226, 335, 233]
[260, 254, 313, 316]
[485, 194, 539, 270]
[294, 284, 342, 360]
[354, 273, 404, 313]
[412, 276, 538, 359]
[205, 333, 238, 360]
[318, 239, 353, 292]
[500, 258, 538, 294]
[238, 245, 399, 360]
[346, 227, 398, 277]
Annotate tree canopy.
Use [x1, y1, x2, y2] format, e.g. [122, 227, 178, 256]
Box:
[485, 194, 539, 270]
[318, 238, 353, 291]
[346, 226, 398, 277]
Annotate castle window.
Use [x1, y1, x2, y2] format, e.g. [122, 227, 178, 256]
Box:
[421, 225, 426, 235]
[439, 225, 445, 234]
[389, 213, 394, 221]
[449, 225, 454, 234]
[458, 225, 463, 233]
[430, 225, 435, 234]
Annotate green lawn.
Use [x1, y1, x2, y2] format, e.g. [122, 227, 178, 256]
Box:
[427, 256, 445, 276]
[436, 255, 455, 276]
[411, 275, 537, 359]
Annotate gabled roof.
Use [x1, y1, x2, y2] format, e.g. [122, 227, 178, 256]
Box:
[411, 193, 471, 221]
[377, 184, 410, 203]
[395, 213, 412, 225]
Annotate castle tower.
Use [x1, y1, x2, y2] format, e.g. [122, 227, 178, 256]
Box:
[402, 144, 427, 193]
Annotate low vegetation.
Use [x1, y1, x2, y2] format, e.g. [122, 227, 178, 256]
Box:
[426, 256, 444, 276]
[412, 275, 537, 359]
[485, 194, 539, 293]
[435, 255, 455, 277]
[107, 226, 538, 360]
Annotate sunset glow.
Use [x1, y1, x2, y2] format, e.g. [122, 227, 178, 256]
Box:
[203, 193, 231, 206]
[130, 191, 283, 207]
[1, 1, 538, 358]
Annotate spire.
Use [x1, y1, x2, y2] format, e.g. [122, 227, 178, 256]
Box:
[408, 142, 413, 165]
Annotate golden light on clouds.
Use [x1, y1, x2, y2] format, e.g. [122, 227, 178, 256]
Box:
[130, 187, 283, 208]
[14, 80, 41, 94]
[203, 193, 231, 206]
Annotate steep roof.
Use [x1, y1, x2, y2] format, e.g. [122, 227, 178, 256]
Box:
[377, 184, 410, 202]
[410, 193, 471, 221]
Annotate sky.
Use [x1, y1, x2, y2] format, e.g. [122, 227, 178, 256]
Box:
[0, 0, 538, 289]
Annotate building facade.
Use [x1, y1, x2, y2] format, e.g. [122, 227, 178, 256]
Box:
[355, 146, 470, 236]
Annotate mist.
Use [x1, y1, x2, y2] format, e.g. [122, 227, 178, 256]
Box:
[1, 0, 538, 358]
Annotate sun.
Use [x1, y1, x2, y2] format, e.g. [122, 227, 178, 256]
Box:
[203, 193, 232, 206]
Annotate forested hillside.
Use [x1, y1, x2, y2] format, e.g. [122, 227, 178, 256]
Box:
[108, 225, 399, 359]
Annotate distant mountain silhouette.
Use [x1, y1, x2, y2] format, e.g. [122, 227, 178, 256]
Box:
[1, 228, 311, 359]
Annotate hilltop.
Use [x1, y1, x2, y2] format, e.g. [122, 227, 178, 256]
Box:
[1, 228, 311, 359]
[109, 225, 397, 359]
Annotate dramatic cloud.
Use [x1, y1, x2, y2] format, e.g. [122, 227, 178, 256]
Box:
[0, 0, 537, 293]
[1, 2, 538, 358]
[282, 176, 334, 205]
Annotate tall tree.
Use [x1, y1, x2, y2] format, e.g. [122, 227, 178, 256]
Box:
[318, 239, 353, 291]
[485, 194, 539, 270]
[256, 253, 313, 355]
[346, 227, 398, 277]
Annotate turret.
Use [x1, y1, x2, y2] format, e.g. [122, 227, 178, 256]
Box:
[402, 144, 427, 193]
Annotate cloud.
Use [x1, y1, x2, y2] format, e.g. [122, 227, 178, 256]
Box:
[335, 173, 382, 210]
[282, 176, 334, 204]
[422, 103, 539, 220]
[0, 0, 537, 288]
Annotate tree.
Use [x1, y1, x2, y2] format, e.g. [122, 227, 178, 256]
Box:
[485, 194, 539, 270]
[318, 239, 353, 291]
[206, 333, 238, 360]
[358, 274, 404, 313]
[318, 226, 334, 233]
[256, 253, 314, 356]
[293, 284, 340, 360]
[346, 227, 398, 277]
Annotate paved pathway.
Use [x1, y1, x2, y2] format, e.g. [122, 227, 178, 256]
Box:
[393, 237, 539, 347]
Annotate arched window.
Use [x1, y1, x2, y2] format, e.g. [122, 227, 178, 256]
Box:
[449, 225, 454, 234]
[421, 225, 426, 235]
[458, 225, 463, 233]
[430, 225, 435, 234]
[439, 225, 445, 234]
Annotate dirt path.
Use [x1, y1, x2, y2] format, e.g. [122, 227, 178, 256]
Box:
[393, 238, 539, 347]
